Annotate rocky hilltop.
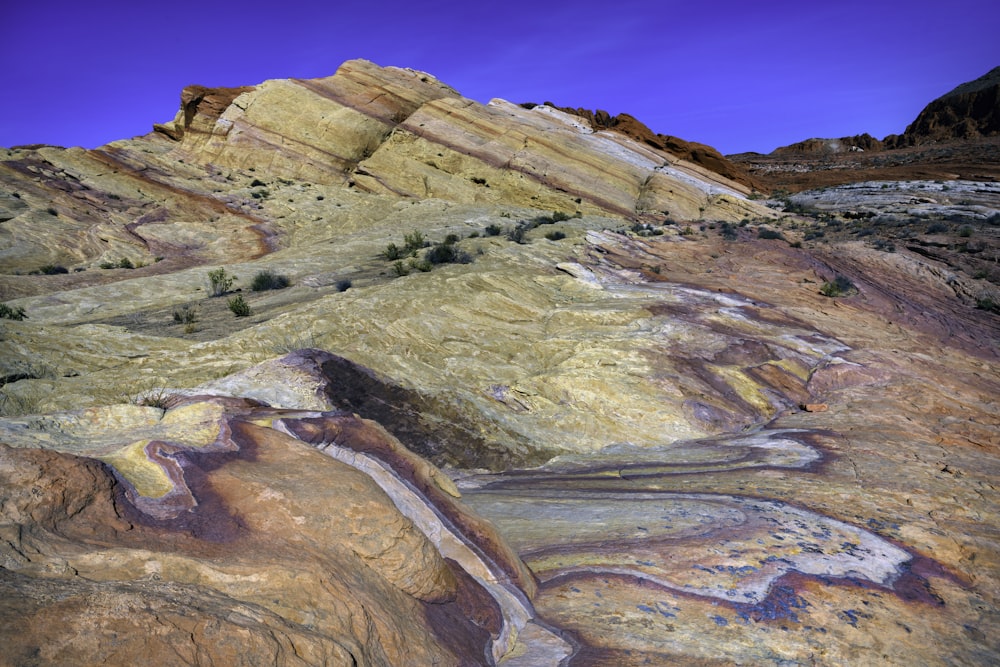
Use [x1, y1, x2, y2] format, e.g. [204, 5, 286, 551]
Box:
[889, 65, 1000, 147]
[1, 60, 999, 665]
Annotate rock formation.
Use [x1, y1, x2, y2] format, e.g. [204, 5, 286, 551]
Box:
[888, 65, 1000, 147]
[1, 60, 999, 665]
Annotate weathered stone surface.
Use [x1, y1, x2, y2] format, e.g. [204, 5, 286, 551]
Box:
[0, 395, 528, 665]
[2, 60, 1000, 666]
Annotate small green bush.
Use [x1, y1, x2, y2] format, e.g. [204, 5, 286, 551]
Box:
[410, 258, 433, 272]
[393, 261, 409, 277]
[208, 268, 235, 297]
[444, 233, 460, 245]
[958, 225, 973, 238]
[425, 243, 471, 265]
[926, 222, 948, 234]
[0, 303, 27, 320]
[227, 294, 251, 317]
[484, 223, 503, 236]
[383, 243, 404, 260]
[758, 228, 785, 240]
[336, 279, 352, 292]
[250, 270, 289, 292]
[39, 264, 68, 274]
[544, 230, 566, 241]
[47, 207, 58, 216]
[403, 231, 427, 253]
[118, 257, 135, 269]
[820, 275, 856, 297]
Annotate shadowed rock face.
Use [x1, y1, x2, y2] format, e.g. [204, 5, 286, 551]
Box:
[2, 60, 1000, 665]
[891, 65, 1000, 147]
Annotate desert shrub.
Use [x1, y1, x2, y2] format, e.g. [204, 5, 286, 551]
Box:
[506, 225, 527, 244]
[926, 222, 948, 234]
[467, 231, 480, 238]
[47, 207, 58, 216]
[250, 189, 270, 199]
[545, 230, 566, 241]
[470, 177, 488, 185]
[227, 294, 251, 317]
[443, 233, 460, 245]
[173, 304, 198, 324]
[872, 239, 896, 252]
[820, 275, 856, 297]
[410, 258, 433, 272]
[976, 296, 1000, 314]
[533, 211, 572, 225]
[0, 303, 27, 320]
[403, 231, 427, 253]
[783, 200, 816, 215]
[208, 268, 235, 297]
[250, 179, 267, 187]
[135, 388, 172, 410]
[484, 223, 503, 236]
[39, 264, 68, 274]
[958, 225, 973, 238]
[383, 243, 404, 260]
[758, 228, 785, 240]
[336, 279, 352, 292]
[719, 222, 738, 240]
[393, 261, 409, 277]
[118, 257, 135, 269]
[426, 243, 471, 265]
[250, 269, 290, 291]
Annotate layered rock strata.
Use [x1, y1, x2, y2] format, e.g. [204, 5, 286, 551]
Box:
[0, 374, 562, 665]
[1, 59, 999, 666]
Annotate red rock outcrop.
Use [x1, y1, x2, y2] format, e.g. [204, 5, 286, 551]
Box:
[771, 133, 885, 155]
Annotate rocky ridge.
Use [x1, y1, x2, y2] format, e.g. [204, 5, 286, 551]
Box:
[1, 60, 999, 665]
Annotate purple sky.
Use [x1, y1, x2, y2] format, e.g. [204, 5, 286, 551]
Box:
[2, 1, 997, 154]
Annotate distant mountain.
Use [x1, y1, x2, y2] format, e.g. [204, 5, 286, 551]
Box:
[886, 65, 1000, 147]
[769, 66, 1000, 155]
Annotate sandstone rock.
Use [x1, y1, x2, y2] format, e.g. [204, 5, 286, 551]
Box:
[0, 399, 517, 665]
[2, 59, 1000, 667]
